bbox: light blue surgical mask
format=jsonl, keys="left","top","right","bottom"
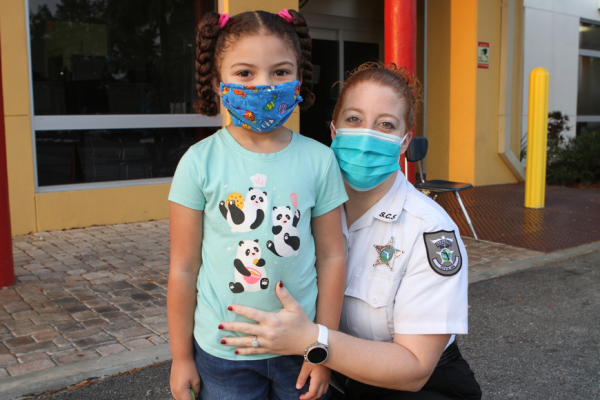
{"left": 330, "top": 124, "right": 408, "bottom": 191}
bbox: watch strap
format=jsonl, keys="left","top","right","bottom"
{"left": 317, "top": 324, "right": 328, "bottom": 346}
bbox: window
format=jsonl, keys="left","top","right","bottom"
{"left": 28, "top": 0, "right": 221, "bottom": 190}
{"left": 577, "top": 20, "right": 600, "bottom": 134}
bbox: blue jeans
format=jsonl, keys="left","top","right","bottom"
{"left": 193, "top": 339, "right": 330, "bottom": 400}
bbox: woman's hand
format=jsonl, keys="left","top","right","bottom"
{"left": 298, "top": 363, "right": 331, "bottom": 400}
{"left": 169, "top": 358, "right": 201, "bottom": 400}
{"left": 219, "top": 281, "right": 319, "bottom": 356}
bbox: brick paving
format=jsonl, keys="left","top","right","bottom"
{"left": 437, "top": 184, "right": 600, "bottom": 252}
{"left": 0, "top": 221, "right": 170, "bottom": 379}
{"left": 0, "top": 220, "right": 541, "bottom": 379}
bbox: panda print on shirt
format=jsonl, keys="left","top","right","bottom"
{"left": 219, "top": 174, "right": 269, "bottom": 233}
{"left": 266, "top": 193, "right": 301, "bottom": 258}
{"left": 229, "top": 239, "right": 269, "bottom": 293}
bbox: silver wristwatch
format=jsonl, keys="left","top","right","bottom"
{"left": 304, "top": 324, "right": 329, "bottom": 365}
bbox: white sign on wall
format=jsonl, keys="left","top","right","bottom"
{"left": 478, "top": 42, "right": 490, "bottom": 69}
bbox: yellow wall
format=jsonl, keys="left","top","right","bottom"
{"left": 449, "top": 0, "right": 477, "bottom": 184}
{"left": 426, "top": 0, "right": 451, "bottom": 180}
{"left": 1, "top": 0, "right": 37, "bottom": 235}
{"left": 426, "top": 0, "right": 520, "bottom": 185}
{"left": 35, "top": 185, "right": 170, "bottom": 232}
{"left": 474, "top": 0, "right": 518, "bottom": 185}
{"left": 511, "top": 0, "right": 525, "bottom": 159}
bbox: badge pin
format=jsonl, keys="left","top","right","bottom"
{"left": 373, "top": 236, "right": 404, "bottom": 270}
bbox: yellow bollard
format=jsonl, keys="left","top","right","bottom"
{"left": 524, "top": 67, "right": 549, "bottom": 208}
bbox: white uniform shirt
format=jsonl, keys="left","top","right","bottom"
{"left": 339, "top": 173, "right": 469, "bottom": 346}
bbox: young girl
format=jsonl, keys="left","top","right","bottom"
{"left": 167, "top": 9, "right": 347, "bottom": 400}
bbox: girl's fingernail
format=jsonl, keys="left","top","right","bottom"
{"left": 221, "top": 339, "right": 227, "bottom": 344}
{"left": 235, "top": 350, "right": 239, "bottom": 354}
{"left": 228, "top": 306, "right": 233, "bottom": 311}
{"left": 279, "top": 281, "right": 284, "bottom": 288}
{"left": 218, "top": 324, "right": 224, "bottom": 330}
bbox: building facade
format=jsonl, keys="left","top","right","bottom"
{"left": 2, "top": 0, "right": 599, "bottom": 235}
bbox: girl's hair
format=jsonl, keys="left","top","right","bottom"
{"left": 332, "top": 61, "right": 423, "bottom": 133}
{"left": 194, "top": 10, "right": 315, "bottom": 116}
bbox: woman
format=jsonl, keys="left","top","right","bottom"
{"left": 218, "top": 62, "right": 482, "bottom": 400}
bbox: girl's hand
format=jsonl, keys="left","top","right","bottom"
{"left": 219, "top": 281, "right": 319, "bottom": 356}
{"left": 298, "top": 363, "right": 331, "bottom": 400}
{"left": 170, "top": 358, "right": 201, "bottom": 400}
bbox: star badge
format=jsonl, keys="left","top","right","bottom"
{"left": 373, "top": 237, "right": 404, "bottom": 270}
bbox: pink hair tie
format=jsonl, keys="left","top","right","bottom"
{"left": 278, "top": 9, "right": 293, "bottom": 24}
{"left": 219, "top": 13, "right": 230, "bottom": 29}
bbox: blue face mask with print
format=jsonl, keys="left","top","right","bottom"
{"left": 330, "top": 124, "right": 408, "bottom": 191}
{"left": 220, "top": 81, "right": 303, "bottom": 132}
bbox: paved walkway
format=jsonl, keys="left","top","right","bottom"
{"left": 0, "top": 221, "right": 541, "bottom": 380}
{"left": 1, "top": 221, "right": 170, "bottom": 379}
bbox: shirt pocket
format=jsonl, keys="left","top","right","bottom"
{"left": 343, "top": 267, "right": 398, "bottom": 342}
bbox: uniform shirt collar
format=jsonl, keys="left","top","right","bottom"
{"left": 342, "top": 172, "right": 409, "bottom": 233}
{"left": 372, "top": 172, "right": 408, "bottom": 223}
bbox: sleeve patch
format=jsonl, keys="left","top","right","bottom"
{"left": 423, "top": 230, "right": 462, "bottom": 277}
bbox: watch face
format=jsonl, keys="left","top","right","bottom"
{"left": 307, "top": 347, "right": 328, "bottom": 364}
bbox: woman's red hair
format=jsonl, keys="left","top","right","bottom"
{"left": 332, "top": 61, "right": 422, "bottom": 132}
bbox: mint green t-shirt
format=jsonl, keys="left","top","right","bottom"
{"left": 168, "top": 128, "right": 348, "bottom": 360}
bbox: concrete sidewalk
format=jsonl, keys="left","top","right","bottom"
{"left": 1, "top": 219, "right": 596, "bottom": 399}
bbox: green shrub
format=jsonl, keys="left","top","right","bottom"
{"left": 520, "top": 111, "right": 571, "bottom": 163}
{"left": 522, "top": 111, "right": 600, "bottom": 187}
{"left": 546, "top": 129, "right": 600, "bottom": 187}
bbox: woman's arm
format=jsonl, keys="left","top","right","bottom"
{"left": 327, "top": 330, "right": 449, "bottom": 391}
{"left": 220, "top": 284, "right": 449, "bottom": 392}
{"left": 168, "top": 202, "right": 203, "bottom": 400}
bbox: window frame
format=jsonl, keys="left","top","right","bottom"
{"left": 577, "top": 19, "right": 600, "bottom": 125}
{"left": 24, "top": 0, "right": 224, "bottom": 193}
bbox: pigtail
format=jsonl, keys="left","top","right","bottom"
{"left": 287, "top": 9, "right": 315, "bottom": 110}
{"left": 193, "top": 12, "right": 221, "bottom": 116}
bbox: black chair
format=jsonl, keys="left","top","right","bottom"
{"left": 406, "top": 137, "right": 479, "bottom": 240}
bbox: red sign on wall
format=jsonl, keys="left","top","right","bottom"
{"left": 478, "top": 42, "right": 489, "bottom": 69}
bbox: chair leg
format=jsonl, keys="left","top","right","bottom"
{"left": 455, "top": 192, "right": 478, "bottom": 240}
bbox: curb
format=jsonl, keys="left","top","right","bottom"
{"left": 2, "top": 240, "right": 599, "bottom": 399}
{"left": 468, "top": 240, "right": 600, "bottom": 283}
{"left": 0, "top": 344, "right": 172, "bottom": 400}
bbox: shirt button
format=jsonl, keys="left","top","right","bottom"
{"left": 405, "top": 197, "right": 410, "bottom": 203}
{"left": 372, "top": 297, "right": 379, "bottom": 304}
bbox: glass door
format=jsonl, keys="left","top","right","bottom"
{"left": 301, "top": 18, "right": 384, "bottom": 145}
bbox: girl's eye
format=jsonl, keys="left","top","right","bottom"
{"left": 274, "top": 70, "right": 290, "bottom": 76}
{"left": 346, "top": 116, "right": 360, "bottom": 123}
{"left": 381, "top": 122, "right": 396, "bottom": 129}
{"left": 237, "top": 70, "right": 252, "bottom": 77}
